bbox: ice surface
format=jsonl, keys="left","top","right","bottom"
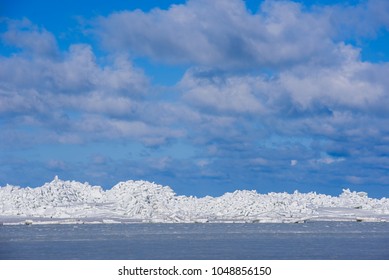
{"left": 2, "top": 223, "right": 389, "bottom": 259}
{"left": 1, "top": 177, "right": 388, "bottom": 224}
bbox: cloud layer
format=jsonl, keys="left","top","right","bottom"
{"left": 1, "top": 0, "right": 389, "bottom": 197}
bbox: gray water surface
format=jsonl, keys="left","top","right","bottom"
{"left": 1, "top": 222, "right": 388, "bottom": 259}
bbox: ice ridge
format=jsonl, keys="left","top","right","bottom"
{"left": 1, "top": 177, "right": 388, "bottom": 224}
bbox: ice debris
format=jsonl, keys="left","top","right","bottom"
{"left": 1, "top": 177, "right": 388, "bottom": 225}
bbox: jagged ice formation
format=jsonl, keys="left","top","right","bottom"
{"left": 1, "top": 177, "right": 388, "bottom": 225}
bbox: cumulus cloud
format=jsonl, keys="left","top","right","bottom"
{"left": 93, "top": 0, "right": 338, "bottom": 69}
{"left": 326, "top": 0, "right": 389, "bottom": 39}
{"left": 1, "top": 18, "right": 59, "bottom": 57}
{"left": 0, "top": 19, "right": 181, "bottom": 147}
{"left": 177, "top": 42, "right": 389, "bottom": 120}
{"left": 278, "top": 48, "right": 387, "bottom": 112}
{"left": 180, "top": 68, "right": 267, "bottom": 115}
{"left": 0, "top": 43, "right": 147, "bottom": 97}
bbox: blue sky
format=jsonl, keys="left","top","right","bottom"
{"left": 1, "top": 0, "right": 389, "bottom": 197}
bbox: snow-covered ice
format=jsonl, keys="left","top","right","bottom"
{"left": 1, "top": 177, "right": 388, "bottom": 225}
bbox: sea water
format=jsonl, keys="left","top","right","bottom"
{"left": 1, "top": 222, "right": 388, "bottom": 260}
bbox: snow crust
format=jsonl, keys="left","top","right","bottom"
{"left": 1, "top": 177, "right": 388, "bottom": 225}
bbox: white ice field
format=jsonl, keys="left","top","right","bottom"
{"left": 1, "top": 177, "right": 388, "bottom": 225}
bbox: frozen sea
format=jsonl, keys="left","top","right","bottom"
{"left": 1, "top": 222, "right": 388, "bottom": 260}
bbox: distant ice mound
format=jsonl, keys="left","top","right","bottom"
{"left": 0, "top": 176, "right": 104, "bottom": 219}
{"left": 1, "top": 177, "right": 388, "bottom": 225}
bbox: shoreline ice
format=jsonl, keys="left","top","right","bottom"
{"left": 1, "top": 177, "right": 388, "bottom": 225}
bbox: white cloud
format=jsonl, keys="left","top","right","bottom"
{"left": 93, "top": 0, "right": 337, "bottom": 69}
{"left": 278, "top": 46, "right": 385, "bottom": 111}
{"left": 55, "top": 46, "right": 147, "bottom": 94}
{"left": 316, "top": 157, "right": 345, "bottom": 165}
{"left": 326, "top": 0, "right": 389, "bottom": 39}
{"left": 0, "top": 19, "right": 184, "bottom": 147}
{"left": 180, "top": 68, "right": 266, "bottom": 115}
{"left": 0, "top": 45, "right": 147, "bottom": 104}
{"left": 178, "top": 43, "right": 389, "bottom": 120}
{"left": 67, "top": 115, "right": 185, "bottom": 146}
{"left": 0, "top": 19, "right": 148, "bottom": 108}
{"left": 1, "top": 18, "right": 59, "bottom": 57}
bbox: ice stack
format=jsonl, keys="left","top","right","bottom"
{"left": 1, "top": 177, "right": 389, "bottom": 224}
